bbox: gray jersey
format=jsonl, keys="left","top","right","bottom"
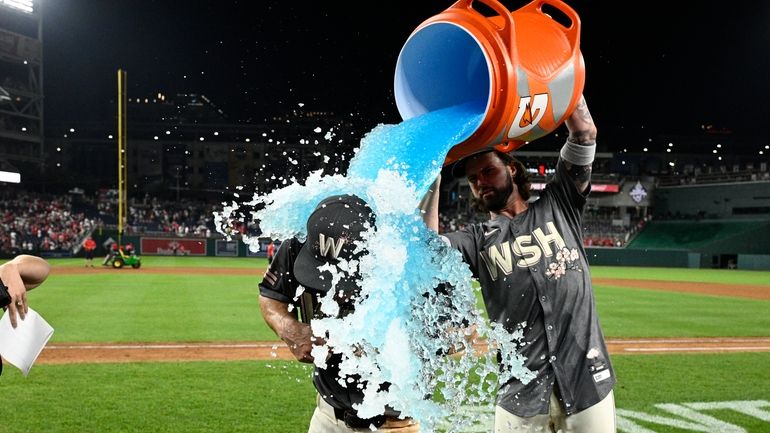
{"left": 443, "top": 159, "right": 615, "bottom": 417}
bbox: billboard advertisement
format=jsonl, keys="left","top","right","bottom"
{"left": 140, "top": 238, "right": 206, "bottom": 256}
{"left": 215, "top": 240, "right": 239, "bottom": 257}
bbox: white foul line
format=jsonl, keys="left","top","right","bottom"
{"left": 623, "top": 346, "right": 770, "bottom": 352}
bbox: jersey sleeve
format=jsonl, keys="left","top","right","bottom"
{"left": 258, "top": 238, "right": 302, "bottom": 304}
{"left": 441, "top": 226, "right": 483, "bottom": 278}
{"left": 543, "top": 158, "right": 589, "bottom": 227}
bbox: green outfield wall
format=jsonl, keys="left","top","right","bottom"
{"left": 586, "top": 247, "right": 770, "bottom": 270}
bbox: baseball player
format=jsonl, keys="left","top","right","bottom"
{"left": 424, "top": 96, "right": 616, "bottom": 432}
{"left": 258, "top": 194, "right": 420, "bottom": 432}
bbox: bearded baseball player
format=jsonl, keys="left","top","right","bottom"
{"left": 424, "top": 95, "right": 617, "bottom": 432}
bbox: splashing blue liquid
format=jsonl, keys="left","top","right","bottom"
{"left": 347, "top": 103, "right": 483, "bottom": 197}
{"left": 226, "top": 103, "right": 534, "bottom": 432}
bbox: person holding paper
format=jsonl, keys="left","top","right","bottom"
{"left": 0, "top": 254, "right": 51, "bottom": 328}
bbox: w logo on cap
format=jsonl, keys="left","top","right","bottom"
{"left": 318, "top": 233, "right": 345, "bottom": 259}
{"left": 293, "top": 194, "right": 375, "bottom": 293}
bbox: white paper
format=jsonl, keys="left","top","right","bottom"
{"left": 0, "top": 307, "right": 54, "bottom": 376}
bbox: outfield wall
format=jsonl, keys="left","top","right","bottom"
{"left": 586, "top": 247, "right": 770, "bottom": 270}
{"left": 89, "top": 234, "right": 268, "bottom": 258}
{"left": 80, "top": 232, "right": 770, "bottom": 270}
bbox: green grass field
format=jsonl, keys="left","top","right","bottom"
{"left": 0, "top": 258, "right": 768, "bottom": 433}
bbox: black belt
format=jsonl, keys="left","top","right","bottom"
{"left": 333, "top": 407, "right": 386, "bottom": 429}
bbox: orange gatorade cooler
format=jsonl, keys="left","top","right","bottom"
{"left": 394, "top": 0, "right": 585, "bottom": 166}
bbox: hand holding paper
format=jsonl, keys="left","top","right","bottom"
{"left": 0, "top": 307, "right": 54, "bottom": 376}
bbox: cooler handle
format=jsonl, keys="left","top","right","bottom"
{"left": 451, "top": 0, "right": 516, "bottom": 52}
{"left": 519, "top": 0, "right": 581, "bottom": 54}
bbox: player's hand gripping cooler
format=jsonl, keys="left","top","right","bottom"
{"left": 394, "top": 0, "right": 585, "bottom": 166}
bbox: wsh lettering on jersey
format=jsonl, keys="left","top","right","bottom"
{"left": 480, "top": 222, "right": 581, "bottom": 281}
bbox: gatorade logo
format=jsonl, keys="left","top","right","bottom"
{"left": 507, "top": 94, "right": 549, "bottom": 138}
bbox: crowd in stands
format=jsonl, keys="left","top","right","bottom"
{"left": 437, "top": 205, "right": 649, "bottom": 248}
{"left": 0, "top": 189, "right": 233, "bottom": 256}
{"left": 657, "top": 169, "right": 770, "bottom": 187}
{"left": 1, "top": 183, "right": 657, "bottom": 258}
{"left": 0, "top": 191, "right": 97, "bottom": 256}
{"left": 437, "top": 210, "right": 486, "bottom": 234}
{"left": 0, "top": 180, "right": 656, "bottom": 257}
{"left": 582, "top": 210, "right": 650, "bottom": 248}
{"left": 656, "top": 161, "right": 770, "bottom": 187}
{"left": 90, "top": 190, "right": 221, "bottom": 238}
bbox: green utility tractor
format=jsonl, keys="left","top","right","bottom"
{"left": 109, "top": 247, "right": 141, "bottom": 269}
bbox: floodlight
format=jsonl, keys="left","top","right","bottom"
{"left": 0, "top": 170, "right": 21, "bottom": 183}
{"left": 1, "top": 0, "right": 34, "bottom": 14}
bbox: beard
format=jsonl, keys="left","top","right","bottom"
{"left": 473, "top": 172, "right": 514, "bottom": 213}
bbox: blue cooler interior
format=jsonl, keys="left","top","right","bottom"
{"left": 395, "top": 22, "right": 489, "bottom": 133}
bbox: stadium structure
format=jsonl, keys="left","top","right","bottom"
{"left": 1, "top": 0, "right": 769, "bottom": 269}
{"left": 0, "top": 0, "right": 42, "bottom": 185}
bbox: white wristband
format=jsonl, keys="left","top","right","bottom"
{"left": 560, "top": 139, "right": 596, "bottom": 166}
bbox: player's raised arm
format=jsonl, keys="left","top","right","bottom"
{"left": 418, "top": 175, "right": 442, "bottom": 232}
{"left": 560, "top": 95, "right": 597, "bottom": 194}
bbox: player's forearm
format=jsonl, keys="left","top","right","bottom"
{"left": 418, "top": 175, "right": 441, "bottom": 231}
{"left": 561, "top": 96, "right": 596, "bottom": 193}
{"left": 259, "top": 295, "right": 298, "bottom": 339}
{"left": 259, "top": 295, "right": 316, "bottom": 363}
{"left": 564, "top": 96, "right": 597, "bottom": 145}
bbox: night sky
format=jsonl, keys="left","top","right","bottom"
{"left": 39, "top": 1, "right": 770, "bottom": 152}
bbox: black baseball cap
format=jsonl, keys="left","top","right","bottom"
{"left": 293, "top": 194, "right": 376, "bottom": 294}
{"left": 449, "top": 148, "right": 497, "bottom": 178}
